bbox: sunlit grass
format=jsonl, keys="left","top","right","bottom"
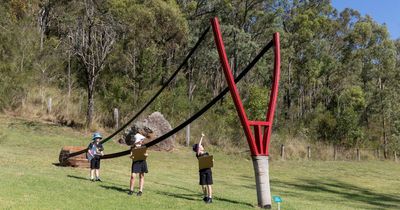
{"left": 0, "top": 115, "right": 399, "bottom": 210}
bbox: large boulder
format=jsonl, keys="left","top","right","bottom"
{"left": 119, "top": 112, "right": 175, "bottom": 151}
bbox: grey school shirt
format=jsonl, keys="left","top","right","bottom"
{"left": 88, "top": 142, "right": 104, "bottom": 157}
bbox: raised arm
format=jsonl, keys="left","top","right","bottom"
{"left": 197, "top": 133, "right": 205, "bottom": 156}
{"left": 199, "top": 133, "right": 205, "bottom": 146}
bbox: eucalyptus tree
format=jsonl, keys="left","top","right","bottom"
{"left": 68, "top": 0, "right": 116, "bottom": 127}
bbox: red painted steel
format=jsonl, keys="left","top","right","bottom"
{"left": 210, "top": 17, "right": 258, "bottom": 155}
{"left": 210, "top": 17, "right": 281, "bottom": 156}
{"left": 248, "top": 121, "right": 271, "bottom": 126}
{"left": 263, "top": 32, "right": 281, "bottom": 155}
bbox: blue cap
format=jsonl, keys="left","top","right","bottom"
{"left": 92, "top": 132, "right": 102, "bottom": 140}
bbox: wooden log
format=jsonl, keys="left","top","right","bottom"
{"left": 59, "top": 146, "right": 89, "bottom": 168}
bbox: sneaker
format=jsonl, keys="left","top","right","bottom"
{"left": 128, "top": 191, "right": 134, "bottom": 195}
{"left": 203, "top": 197, "right": 208, "bottom": 202}
{"left": 206, "top": 198, "right": 213, "bottom": 204}
{"left": 96, "top": 178, "right": 102, "bottom": 182}
{"left": 137, "top": 191, "right": 142, "bottom": 196}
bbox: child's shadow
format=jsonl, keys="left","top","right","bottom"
{"left": 154, "top": 182, "right": 254, "bottom": 207}
{"left": 153, "top": 182, "right": 200, "bottom": 201}
{"left": 155, "top": 191, "right": 200, "bottom": 201}
{"left": 100, "top": 185, "right": 129, "bottom": 193}
{"left": 67, "top": 175, "right": 89, "bottom": 181}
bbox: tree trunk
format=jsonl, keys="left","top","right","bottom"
{"left": 285, "top": 60, "right": 292, "bottom": 120}
{"left": 68, "top": 51, "right": 72, "bottom": 98}
{"left": 67, "top": 51, "right": 72, "bottom": 116}
{"left": 185, "top": 124, "right": 190, "bottom": 147}
{"left": 38, "top": 3, "right": 50, "bottom": 51}
{"left": 379, "top": 78, "right": 388, "bottom": 159}
{"left": 252, "top": 156, "right": 272, "bottom": 209}
{"left": 87, "top": 77, "right": 95, "bottom": 128}
{"left": 186, "top": 65, "right": 195, "bottom": 147}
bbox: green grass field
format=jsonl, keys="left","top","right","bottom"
{"left": 0, "top": 115, "right": 399, "bottom": 210}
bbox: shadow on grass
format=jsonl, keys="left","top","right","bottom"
{"left": 67, "top": 175, "right": 89, "bottom": 181}
{"left": 154, "top": 182, "right": 254, "bottom": 207}
{"left": 155, "top": 191, "right": 199, "bottom": 201}
{"left": 213, "top": 196, "right": 254, "bottom": 207}
{"left": 100, "top": 185, "right": 129, "bottom": 193}
{"left": 153, "top": 181, "right": 198, "bottom": 193}
{"left": 52, "top": 163, "right": 64, "bottom": 167}
{"left": 274, "top": 178, "right": 400, "bottom": 209}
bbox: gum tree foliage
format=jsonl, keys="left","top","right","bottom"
{"left": 1, "top": 0, "right": 400, "bottom": 155}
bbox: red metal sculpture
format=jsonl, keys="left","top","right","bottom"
{"left": 211, "top": 17, "right": 281, "bottom": 208}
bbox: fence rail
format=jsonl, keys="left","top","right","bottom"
{"left": 277, "top": 144, "right": 399, "bottom": 162}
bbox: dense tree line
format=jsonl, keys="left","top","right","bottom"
{"left": 0, "top": 0, "right": 399, "bottom": 158}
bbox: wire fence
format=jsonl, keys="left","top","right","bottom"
{"left": 271, "top": 144, "right": 398, "bottom": 162}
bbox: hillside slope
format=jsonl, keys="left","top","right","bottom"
{"left": 0, "top": 115, "right": 399, "bottom": 210}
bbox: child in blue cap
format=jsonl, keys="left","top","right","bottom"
{"left": 87, "top": 132, "right": 104, "bottom": 181}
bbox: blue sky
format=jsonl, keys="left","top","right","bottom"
{"left": 332, "top": 0, "right": 400, "bottom": 40}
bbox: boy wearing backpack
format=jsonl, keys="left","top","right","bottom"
{"left": 193, "top": 133, "right": 213, "bottom": 203}
{"left": 128, "top": 133, "right": 148, "bottom": 196}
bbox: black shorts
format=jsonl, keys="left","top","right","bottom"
{"left": 90, "top": 157, "right": 101, "bottom": 169}
{"left": 199, "top": 168, "right": 213, "bottom": 185}
{"left": 131, "top": 160, "right": 148, "bottom": 174}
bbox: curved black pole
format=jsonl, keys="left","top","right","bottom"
{"left": 66, "top": 26, "right": 210, "bottom": 159}
{"left": 101, "top": 40, "right": 274, "bottom": 159}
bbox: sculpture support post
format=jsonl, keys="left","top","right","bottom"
{"left": 252, "top": 156, "right": 272, "bottom": 208}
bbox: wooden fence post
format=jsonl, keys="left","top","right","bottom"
{"left": 377, "top": 149, "right": 381, "bottom": 160}
{"left": 394, "top": 151, "right": 398, "bottom": 162}
{"left": 356, "top": 148, "right": 360, "bottom": 161}
{"left": 47, "top": 97, "right": 52, "bottom": 114}
{"left": 113, "top": 108, "right": 119, "bottom": 129}
{"left": 333, "top": 145, "right": 337, "bottom": 161}
{"left": 280, "top": 144, "right": 285, "bottom": 161}
{"left": 307, "top": 146, "right": 311, "bottom": 160}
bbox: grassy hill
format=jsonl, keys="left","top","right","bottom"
{"left": 0, "top": 115, "right": 399, "bottom": 210}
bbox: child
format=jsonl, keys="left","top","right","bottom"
{"left": 128, "top": 133, "right": 148, "bottom": 196}
{"left": 87, "top": 132, "right": 104, "bottom": 182}
{"left": 192, "top": 133, "right": 213, "bottom": 203}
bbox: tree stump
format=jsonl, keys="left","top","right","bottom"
{"left": 59, "top": 146, "right": 89, "bottom": 168}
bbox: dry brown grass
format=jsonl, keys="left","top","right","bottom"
{"left": 6, "top": 86, "right": 97, "bottom": 128}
